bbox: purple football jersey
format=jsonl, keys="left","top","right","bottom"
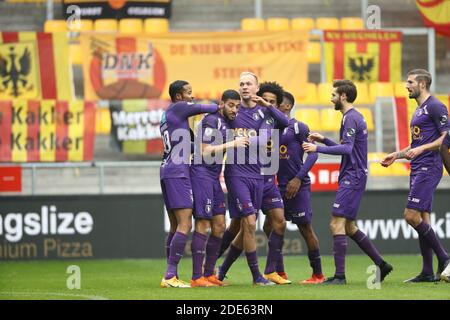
{"left": 190, "top": 112, "right": 230, "bottom": 180}
{"left": 316, "top": 108, "right": 368, "bottom": 189}
{"left": 278, "top": 118, "right": 318, "bottom": 187}
{"left": 444, "top": 129, "right": 450, "bottom": 147}
{"left": 409, "top": 95, "right": 449, "bottom": 172}
{"left": 160, "top": 101, "right": 219, "bottom": 179}
{"left": 224, "top": 104, "right": 288, "bottom": 179}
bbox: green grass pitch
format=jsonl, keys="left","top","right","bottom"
{"left": 1, "top": 255, "right": 449, "bottom": 300}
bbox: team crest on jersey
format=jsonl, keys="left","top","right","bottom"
{"left": 252, "top": 112, "right": 260, "bottom": 121}
{"left": 346, "top": 128, "right": 356, "bottom": 137}
{"left": 440, "top": 115, "right": 448, "bottom": 126}
{"left": 265, "top": 117, "right": 274, "bottom": 125}
{"left": 204, "top": 127, "right": 213, "bottom": 137}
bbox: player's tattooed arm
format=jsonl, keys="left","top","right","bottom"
{"left": 405, "top": 132, "right": 446, "bottom": 160}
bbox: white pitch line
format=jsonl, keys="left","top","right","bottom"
{"left": 0, "top": 292, "right": 108, "bottom": 300}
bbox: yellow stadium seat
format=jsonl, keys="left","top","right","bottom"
{"left": 317, "top": 83, "right": 334, "bottom": 104}
{"left": 144, "top": 18, "right": 169, "bottom": 34}
{"left": 296, "top": 83, "right": 318, "bottom": 105}
{"left": 294, "top": 108, "right": 321, "bottom": 131}
{"left": 340, "top": 17, "right": 364, "bottom": 30}
{"left": 357, "top": 107, "right": 374, "bottom": 131}
{"left": 316, "top": 17, "right": 340, "bottom": 30}
{"left": 291, "top": 17, "right": 315, "bottom": 31}
{"left": 307, "top": 42, "right": 321, "bottom": 64}
{"left": 391, "top": 162, "right": 410, "bottom": 176}
{"left": 394, "top": 82, "right": 408, "bottom": 97}
{"left": 320, "top": 108, "right": 341, "bottom": 131}
{"left": 369, "top": 162, "right": 393, "bottom": 176}
{"left": 119, "top": 18, "right": 143, "bottom": 34}
{"left": 68, "top": 19, "right": 93, "bottom": 32}
{"left": 44, "top": 20, "right": 67, "bottom": 32}
{"left": 353, "top": 82, "right": 372, "bottom": 104}
{"left": 266, "top": 18, "right": 290, "bottom": 31}
{"left": 95, "top": 108, "right": 111, "bottom": 135}
{"left": 94, "top": 19, "right": 118, "bottom": 32}
{"left": 369, "top": 82, "right": 394, "bottom": 101}
{"left": 241, "top": 18, "right": 265, "bottom": 31}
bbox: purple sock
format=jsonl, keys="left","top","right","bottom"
{"left": 350, "top": 229, "right": 383, "bottom": 266}
{"left": 219, "top": 244, "right": 242, "bottom": 279}
{"left": 419, "top": 234, "right": 434, "bottom": 275}
{"left": 218, "top": 229, "right": 234, "bottom": 259}
{"left": 264, "top": 232, "right": 284, "bottom": 274}
{"left": 308, "top": 249, "right": 323, "bottom": 275}
{"left": 415, "top": 221, "right": 450, "bottom": 263}
{"left": 191, "top": 232, "right": 207, "bottom": 280}
{"left": 276, "top": 251, "right": 285, "bottom": 274}
{"left": 165, "top": 231, "right": 188, "bottom": 280}
{"left": 165, "top": 232, "right": 175, "bottom": 263}
{"left": 204, "top": 235, "right": 222, "bottom": 277}
{"left": 333, "top": 235, "right": 347, "bottom": 277}
{"left": 246, "top": 250, "right": 262, "bottom": 281}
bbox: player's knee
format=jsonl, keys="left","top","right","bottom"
{"left": 263, "top": 219, "right": 272, "bottom": 236}
{"left": 211, "top": 221, "right": 226, "bottom": 237}
{"left": 178, "top": 220, "right": 192, "bottom": 234}
{"left": 273, "top": 219, "right": 286, "bottom": 234}
{"left": 404, "top": 210, "right": 421, "bottom": 226}
{"left": 243, "top": 218, "right": 257, "bottom": 233}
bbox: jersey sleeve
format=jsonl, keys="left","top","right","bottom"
{"left": 172, "top": 101, "right": 219, "bottom": 119}
{"left": 429, "top": 102, "right": 450, "bottom": 134}
{"left": 200, "top": 115, "right": 221, "bottom": 145}
{"left": 316, "top": 115, "right": 357, "bottom": 155}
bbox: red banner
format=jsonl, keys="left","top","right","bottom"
{"left": 0, "top": 166, "right": 21, "bottom": 192}
{"left": 310, "top": 163, "right": 340, "bottom": 191}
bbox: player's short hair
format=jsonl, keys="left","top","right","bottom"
{"left": 169, "top": 80, "right": 189, "bottom": 102}
{"left": 407, "top": 69, "right": 432, "bottom": 90}
{"left": 257, "top": 81, "right": 284, "bottom": 106}
{"left": 333, "top": 79, "right": 357, "bottom": 103}
{"left": 283, "top": 91, "right": 295, "bottom": 106}
{"left": 221, "top": 89, "right": 241, "bottom": 102}
{"left": 239, "top": 71, "right": 259, "bottom": 84}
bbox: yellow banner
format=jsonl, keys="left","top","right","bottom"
{"left": 80, "top": 31, "right": 309, "bottom": 101}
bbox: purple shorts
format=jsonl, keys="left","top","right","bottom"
{"left": 407, "top": 167, "right": 442, "bottom": 213}
{"left": 280, "top": 184, "right": 312, "bottom": 225}
{"left": 191, "top": 177, "right": 226, "bottom": 219}
{"left": 225, "top": 177, "right": 263, "bottom": 219}
{"left": 160, "top": 178, "right": 193, "bottom": 210}
{"left": 332, "top": 186, "right": 365, "bottom": 221}
{"left": 261, "top": 177, "right": 284, "bottom": 213}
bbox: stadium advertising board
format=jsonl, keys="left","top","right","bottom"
{"left": 63, "top": 0, "right": 172, "bottom": 19}
{"left": 80, "top": 31, "right": 309, "bottom": 101}
{"left": 1, "top": 191, "right": 449, "bottom": 260}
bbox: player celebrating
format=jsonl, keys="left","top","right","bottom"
{"left": 160, "top": 80, "right": 219, "bottom": 288}
{"left": 381, "top": 69, "right": 450, "bottom": 282}
{"left": 277, "top": 91, "right": 325, "bottom": 284}
{"left": 218, "top": 72, "right": 288, "bottom": 285}
{"left": 189, "top": 90, "right": 248, "bottom": 287}
{"left": 303, "top": 79, "right": 393, "bottom": 285}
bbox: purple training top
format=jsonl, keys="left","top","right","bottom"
{"left": 278, "top": 118, "right": 318, "bottom": 187}
{"left": 190, "top": 112, "right": 230, "bottom": 180}
{"left": 160, "top": 101, "right": 219, "bottom": 179}
{"left": 316, "top": 108, "right": 368, "bottom": 189}
{"left": 409, "top": 95, "right": 449, "bottom": 172}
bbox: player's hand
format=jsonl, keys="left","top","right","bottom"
{"left": 285, "top": 177, "right": 302, "bottom": 199}
{"left": 233, "top": 137, "right": 249, "bottom": 148}
{"left": 251, "top": 95, "right": 271, "bottom": 107}
{"left": 380, "top": 153, "right": 397, "bottom": 167}
{"left": 308, "top": 132, "right": 325, "bottom": 143}
{"left": 405, "top": 147, "right": 423, "bottom": 160}
{"left": 302, "top": 142, "right": 317, "bottom": 153}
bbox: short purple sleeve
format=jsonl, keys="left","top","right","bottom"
{"left": 428, "top": 102, "right": 449, "bottom": 134}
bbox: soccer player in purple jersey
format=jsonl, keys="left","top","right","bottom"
{"left": 189, "top": 90, "right": 248, "bottom": 287}
{"left": 277, "top": 91, "right": 325, "bottom": 284}
{"left": 440, "top": 130, "right": 450, "bottom": 176}
{"left": 159, "top": 80, "right": 220, "bottom": 288}
{"left": 303, "top": 80, "right": 392, "bottom": 285}
{"left": 381, "top": 69, "right": 450, "bottom": 283}
{"left": 218, "top": 72, "right": 288, "bottom": 285}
